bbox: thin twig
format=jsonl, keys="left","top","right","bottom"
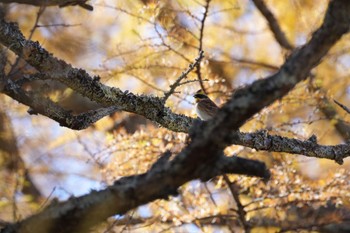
{"left": 196, "top": 0, "right": 211, "bottom": 93}
{"left": 154, "top": 24, "right": 192, "bottom": 63}
{"left": 179, "top": 78, "right": 209, "bottom": 86}
{"left": 8, "top": 6, "right": 45, "bottom": 78}
{"left": 203, "top": 183, "right": 217, "bottom": 206}
{"left": 334, "top": 99, "right": 350, "bottom": 114}
{"left": 223, "top": 175, "right": 251, "bottom": 233}
{"left": 28, "top": 7, "right": 46, "bottom": 40}
{"left": 163, "top": 50, "right": 204, "bottom": 102}
{"left": 76, "top": 134, "right": 104, "bottom": 168}
{"left": 12, "top": 174, "right": 19, "bottom": 221}
{"left": 120, "top": 211, "right": 135, "bottom": 233}
{"left": 38, "top": 187, "right": 56, "bottom": 211}
{"left": 203, "top": 182, "right": 236, "bottom": 233}
{"left": 36, "top": 23, "right": 82, "bottom": 28}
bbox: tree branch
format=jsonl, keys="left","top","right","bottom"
{"left": 317, "top": 93, "right": 350, "bottom": 140}
{"left": 223, "top": 176, "right": 251, "bottom": 233}
{"left": 334, "top": 99, "right": 350, "bottom": 114}
{"left": 0, "top": 106, "right": 42, "bottom": 200}
{"left": 196, "top": 0, "right": 210, "bottom": 93}
{"left": 163, "top": 50, "right": 204, "bottom": 102}
{"left": 0, "top": 2, "right": 349, "bottom": 158}
{"left": 252, "top": 0, "right": 294, "bottom": 50}
{"left": 2, "top": 79, "right": 119, "bottom": 130}
{"left": 0, "top": 0, "right": 93, "bottom": 11}
{"left": 251, "top": 0, "right": 350, "bottom": 143}
{"left": 1, "top": 1, "right": 350, "bottom": 232}
{"left": 1, "top": 154, "right": 268, "bottom": 233}
{"left": 229, "top": 131, "right": 350, "bottom": 164}
{"left": 0, "top": 19, "right": 193, "bottom": 132}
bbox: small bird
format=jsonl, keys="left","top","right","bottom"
{"left": 193, "top": 90, "right": 219, "bottom": 120}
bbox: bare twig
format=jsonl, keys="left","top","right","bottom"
{"left": 38, "top": 187, "right": 56, "bottom": 211}
{"left": 223, "top": 175, "right": 251, "bottom": 233}
{"left": 28, "top": 7, "right": 45, "bottom": 40}
{"left": 36, "top": 23, "right": 82, "bottom": 28}
{"left": 154, "top": 24, "right": 192, "bottom": 63}
{"left": 196, "top": 0, "right": 211, "bottom": 93}
{"left": 163, "top": 50, "right": 204, "bottom": 102}
{"left": 178, "top": 78, "right": 209, "bottom": 86}
{"left": 252, "top": 0, "right": 293, "bottom": 50}
{"left": 8, "top": 6, "right": 45, "bottom": 78}
{"left": 334, "top": 99, "right": 350, "bottom": 114}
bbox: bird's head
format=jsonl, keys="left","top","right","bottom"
{"left": 193, "top": 89, "right": 208, "bottom": 103}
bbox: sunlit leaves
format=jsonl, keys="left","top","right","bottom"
{"left": 102, "top": 126, "right": 187, "bottom": 182}
{"left": 2, "top": 0, "right": 350, "bottom": 232}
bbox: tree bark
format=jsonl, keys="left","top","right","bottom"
{"left": 1, "top": 0, "right": 350, "bottom": 232}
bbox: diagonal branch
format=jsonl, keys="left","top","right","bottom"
{"left": 1, "top": 0, "right": 93, "bottom": 11}
{"left": 0, "top": 0, "right": 348, "bottom": 160}
{"left": 163, "top": 50, "right": 204, "bottom": 102}
{"left": 252, "top": 0, "right": 293, "bottom": 50}
{"left": 223, "top": 176, "right": 251, "bottom": 233}
{"left": 252, "top": 0, "right": 350, "bottom": 142}
{"left": 2, "top": 79, "right": 119, "bottom": 130}
{"left": 0, "top": 18, "right": 193, "bottom": 132}
{"left": 1, "top": 154, "right": 268, "bottom": 233}
{"left": 196, "top": 0, "right": 350, "bottom": 143}
{"left": 334, "top": 99, "right": 350, "bottom": 114}
{"left": 1, "top": 0, "right": 350, "bottom": 232}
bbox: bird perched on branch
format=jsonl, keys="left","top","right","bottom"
{"left": 193, "top": 90, "right": 219, "bottom": 120}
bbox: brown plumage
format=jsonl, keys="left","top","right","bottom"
{"left": 193, "top": 90, "right": 219, "bottom": 120}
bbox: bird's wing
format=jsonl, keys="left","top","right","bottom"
{"left": 200, "top": 99, "right": 219, "bottom": 117}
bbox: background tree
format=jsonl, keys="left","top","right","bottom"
{"left": 0, "top": 0, "right": 350, "bottom": 232}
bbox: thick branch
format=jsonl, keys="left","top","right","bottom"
{"left": 2, "top": 79, "right": 119, "bottom": 130}
{"left": 188, "top": 0, "right": 350, "bottom": 149}
{"left": 230, "top": 131, "right": 350, "bottom": 164}
{"left": 251, "top": 0, "right": 350, "bottom": 142}
{"left": 1, "top": 1, "right": 350, "bottom": 232}
{"left": 0, "top": 0, "right": 93, "bottom": 10}
{"left": 0, "top": 19, "right": 192, "bottom": 132}
{"left": 1, "top": 0, "right": 347, "bottom": 132}
{"left": 1, "top": 154, "right": 268, "bottom": 233}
